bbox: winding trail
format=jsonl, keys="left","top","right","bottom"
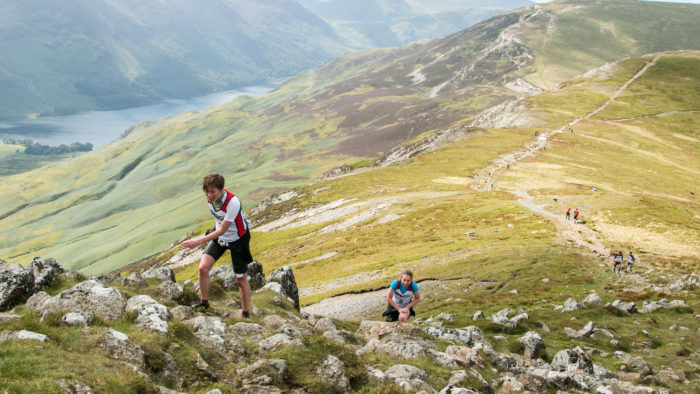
{"left": 301, "top": 56, "right": 664, "bottom": 319}
{"left": 468, "top": 55, "right": 662, "bottom": 257}
{"left": 470, "top": 55, "right": 661, "bottom": 192}
{"left": 512, "top": 190, "right": 609, "bottom": 257}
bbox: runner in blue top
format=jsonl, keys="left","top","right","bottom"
{"left": 383, "top": 269, "right": 421, "bottom": 322}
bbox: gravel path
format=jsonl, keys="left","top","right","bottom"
{"left": 302, "top": 280, "right": 442, "bottom": 321}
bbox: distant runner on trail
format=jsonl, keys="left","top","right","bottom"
{"left": 612, "top": 251, "right": 623, "bottom": 274}
{"left": 573, "top": 208, "right": 579, "bottom": 223}
{"left": 383, "top": 269, "right": 421, "bottom": 323}
{"left": 565, "top": 208, "right": 571, "bottom": 220}
{"left": 181, "top": 173, "right": 253, "bottom": 317}
{"left": 626, "top": 251, "right": 636, "bottom": 274}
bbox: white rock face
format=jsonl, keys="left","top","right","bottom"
{"left": 99, "top": 329, "right": 144, "bottom": 368}
{"left": 27, "top": 280, "right": 126, "bottom": 322}
{"left": 317, "top": 354, "right": 351, "bottom": 393}
{"left": 562, "top": 298, "right": 580, "bottom": 312}
{"left": 142, "top": 267, "right": 176, "bottom": 282}
{"left": 384, "top": 364, "right": 433, "bottom": 392}
{"left": 61, "top": 312, "right": 93, "bottom": 326}
{"left": 126, "top": 295, "right": 170, "bottom": 334}
{"left": 0, "top": 330, "right": 48, "bottom": 343}
{"left": 518, "top": 331, "right": 545, "bottom": 359}
{"left": 583, "top": 293, "right": 604, "bottom": 307}
{"left": 259, "top": 333, "right": 303, "bottom": 353}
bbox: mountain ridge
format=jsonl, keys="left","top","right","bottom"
{"left": 1, "top": 0, "right": 699, "bottom": 276}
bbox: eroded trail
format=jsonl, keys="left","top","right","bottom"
{"left": 466, "top": 56, "right": 663, "bottom": 256}
{"left": 470, "top": 55, "right": 662, "bottom": 192}
{"left": 512, "top": 190, "right": 609, "bottom": 257}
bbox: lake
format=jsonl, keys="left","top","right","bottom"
{"left": 0, "top": 85, "right": 272, "bottom": 147}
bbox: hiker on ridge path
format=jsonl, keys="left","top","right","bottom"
{"left": 181, "top": 173, "right": 254, "bottom": 317}
{"left": 626, "top": 251, "right": 636, "bottom": 274}
{"left": 383, "top": 269, "right": 421, "bottom": 322}
{"left": 612, "top": 251, "right": 623, "bottom": 274}
{"left": 573, "top": 208, "right": 579, "bottom": 223}
{"left": 565, "top": 207, "right": 571, "bottom": 220}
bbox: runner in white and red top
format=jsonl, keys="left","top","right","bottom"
{"left": 182, "top": 173, "right": 254, "bottom": 317}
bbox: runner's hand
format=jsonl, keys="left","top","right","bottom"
{"left": 181, "top": 238, "right": 201, "bottom": 250}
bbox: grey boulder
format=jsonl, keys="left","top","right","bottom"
{"left": 518, "top": 331, "right": 545, "bottom": 359}
{"left": 263, "top": 266, "right": 299, "bottom": 310}
{"left": 0, "top": 262, "right": 35, "bottom": 311}
{"left": 0, "top": 329, "right": 48, "bottom": 343}
{"left": 551, "top": 347, "right": 593, "bottom": 374}
{"left": 142, "top": 267, "right": 176, "bottom": 282}
{"left": 27, "top": 279, "right": 126, "bottom": 322}
{"left": 29, "top": 257, "right": 66, "bottom": 290}
{"left": 317, "top": 354, "right": 351, "bottom": 393}
{"left": 126, "top": 295, "right": 170, "bottom": 334}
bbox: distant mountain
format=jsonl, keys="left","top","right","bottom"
{"left": 296, "top": 0, "right": 533, "bottom": 47}
{"left": 1, "top": 0, "right": 699, "bottom": 275}
{"left": 0, "top": 0, "right": 346, "bottom": 120}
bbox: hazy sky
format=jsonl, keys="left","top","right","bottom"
{"left": 532, "top": 0, "right": 700, "bottom": 3}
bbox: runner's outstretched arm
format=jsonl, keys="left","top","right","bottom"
{"left": 181, "top": 220, "right": 232, "bottom": 250}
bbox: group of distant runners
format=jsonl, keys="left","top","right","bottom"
{"left": 612, "top": 250, "right": 636, "bottom": 274}
{"left": 565, "top": 207, "right": 580, "bottom": 223}
{"left": 564, "top": 207, "right": 638, "bottom": 274}
{"left": 181, "top": 173, "right": 420, "bottom": 321}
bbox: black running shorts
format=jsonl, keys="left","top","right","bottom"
{"left": 382, "top": 304, "right": 415, "bottom": 322}
{"left": 203, "top": 231, "right": 252, "bottom": 275}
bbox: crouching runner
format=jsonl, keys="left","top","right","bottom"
{"left": 181, "top": 173, "right": 253, "bottom": 318}
{"left": 383, "top": 269, "right": 420, "bottom": 322}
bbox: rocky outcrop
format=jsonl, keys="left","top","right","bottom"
{"left": 142, "top": 267, "right": 175, "bottom": 282}
{"left": 317, "top": 355, "right": 351, "bottom": 393}
{"left": 313, "top": 317, "right": 337, "bottom": 332}
{"left": 355, "top": 321, "right": 422, "bottom": 338}
{"left": 609, "top": 299, "right": 638, "bottom": 313}
{"left": 259, "top": 333, "right": 303, "bottom": 353}
{"left": 99, "top": 329, "right": 145, "bottom": 368}
{"left": 126, "top": 295, "right": 170, "bottom": 334}
{"left": 424, "top": 325, "right": 486, "bottom": 347}
{"left": 260, "top": 266, "right": 299, "bottom": 310}
{"left": 614, "top": 351, "right": 652, "bottom": 376}
{"left": 562, "top": 297, "right": 582, "bottom": 312}
{"left": 208, "top": 261, "right": 266, "bottom": 291}
{"left": 29, "top": 257, "right": 66, "bottom": 290}
{"left": 582, "top": 293, "right": 604, "bottom": 307}
{"left": 640, "top": 299, "right": 687, "bottom": 313}
{"left": 61, "top": 312, "right": 93, "bottom": 327}
{"left": 0, "top": 329, "right": 48, "bottom": 343}
{"left": 490, "top": 308, "right": 526, "bottom": 328}
{"left": 0, "top": 262, "right": 35, "bottom": 311}
{"left": 518, "top": 331, "right": 545, "bottom": 359}
{"left": 26, "top": 279, "right": 126, "bottom": 322}
{"left": 384, "top": 364, "right": 433, "bottom": 392}
{"left": 158, "top": 281, "right": 184, "bottom": 301}
{"left": 551, "top": 347, "right": 593, "bottom": 374}
{"left": 358, "top": 333, "right": 437, "bottom": 359}
{"left": 0, "top": 312, "right": 21, "bottom": 323}
{"left": 121, "top": 273, "right": 147, "bottom": 287}
{"left": 185, "top": 316, "right": 236, "bottom": 351}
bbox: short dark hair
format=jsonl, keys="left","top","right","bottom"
{"left": 202, "top": 173, "right": 225, "bottom": 191}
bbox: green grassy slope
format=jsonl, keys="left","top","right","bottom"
{"left": 173, "top": 52, "right": 700, "bottom": 392}
{"left": 0, "top": 0, "right": 346, "bottom": 120}
{"left": 213, "top": 51, "right": 699, "bottom": 304}
{"left": 1, "top": 0, "right": 699, "bottom": 275}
